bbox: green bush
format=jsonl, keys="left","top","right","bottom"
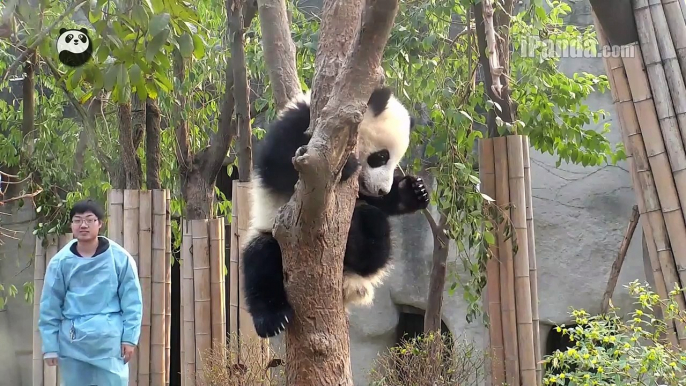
{"left": 543, "top": 281, "right": 686, "bottom": 386}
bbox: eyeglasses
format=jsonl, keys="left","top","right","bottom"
{"left": 71, "top": 218, "right": 99, "bottom": 226}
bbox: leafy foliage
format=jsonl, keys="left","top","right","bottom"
{"left": 544, "top": 281, "right": 686, "bottom": 386}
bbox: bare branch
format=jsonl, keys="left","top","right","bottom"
{"left": 232, "top": 0, "right": 252, "bottom": 182}
{"left": 481, "top": 0, "right": 503, "bottom": 98}
{"left": 145, "top": 98, "right": 162, "bottom": 189}
{"left": 257, "top": 0, "right": 302, "bottom": 110}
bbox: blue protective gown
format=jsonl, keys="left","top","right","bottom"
{"left": 38, "top": 236, "right": 143, "bottom": 386}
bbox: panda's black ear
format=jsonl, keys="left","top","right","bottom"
{"left": 59, "top": 28, "right": 67, "bottom": 35}
{"left": 79, "top": 28, "right": 88, "bottom": 35}
{"left": 367, "top": 87, "right": 392, "bottom": 117}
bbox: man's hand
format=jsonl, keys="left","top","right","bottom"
{"left": 121, "top": 344, "right": 136, "bottom": 364}
{"left": 44, "top": 358, "right": 58, "bottom": 366}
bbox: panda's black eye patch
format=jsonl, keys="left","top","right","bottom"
{"left": 367, "top": 150, "right": 389, "bottom": 168}
{"left": 65, "top": 34, "right": 73, "bottom": 43}
{"left": 78, "top": 34, "right": 87, "bottom": 43}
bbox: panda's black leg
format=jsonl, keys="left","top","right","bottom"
{"left": 342, "top": 204, "right": 392, "bottom": 305}
{"left": 340, "top": 154, "right": 360, "bottom": 182}
{"left": 359, "top": 175, "right": 430, "bottom": 215}
{"left": 241, "top": 231, "right": 294, "bottom": 338}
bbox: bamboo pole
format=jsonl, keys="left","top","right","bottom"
{"left": 521, "top": 135, "right": 541, "bottom": 384}
{"left": 33, "top": 237, "right": 45, "bottom": 386}
{"left": 192, "top": 219, "right": 211, "bottom": 378}
{"left": 493, "top": 136, "right": 519, "bottom": 386}
{"left": 660, "top": 0, "right": 686, "bottom": 84}
{"left": 43, "top": 235, "right": 58, "bottom": 386}
{"left": 209, "top": 218, "right": 226, "bottom": 351}
{"left": 506, "top": 135, "right": 536, "bottom": 385}
{"left": 594, "top": 12, "right": 680, "bottom": 347}
{"left": 164, "top": 190, "right": 172, "bottom": 386}
{"left": 151, "top": 190, "right": 167, "bottom": 385}
{"left": 182, "top": 220, "right": 196, "bottom": 386}
{"left": 123, "top": 190, "right": 140, "bottom": 386}
{"left": 138, "top": 190, "right": 153, "bottom": 386}
{"left": 623, "top": 44, "right": 686, "bottom": 321}
{"left": 479, "top": 138, "right": 505, "bottom": 386}
{"left": 108, "top": 189, "right": 124, "bottom": 245}
{"left": 229, "top": 181, "right": 241, "bottom": 353}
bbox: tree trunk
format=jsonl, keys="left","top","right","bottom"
{"left": 231, "top": 0, "right": 252, "bottom": 181}
{"left": 146, "top": 97, "right": 162, "bottom": 189}
{"left": 270, "top": 0, "right": 400, "bottom": 383}
{"left": 118, "top": 102, "right": 142, "bottom": 189}
{"left": 175, "top": 0, "right": 258, "bottom": 219}
{"left": 423, "top": 213, "right": 449, "bottom": 334}
{"left": 257, "top": 0, "right": 302, "bottom": 110}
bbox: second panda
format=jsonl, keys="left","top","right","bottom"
{"left": 242, "top": 87, "right": 430, "bottom": 338}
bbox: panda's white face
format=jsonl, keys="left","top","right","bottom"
{"left": 57, "top": 29, "right": 90, "bottom": 55}
{"left": 357, "top": 94, "right": 412, "bottom": 197}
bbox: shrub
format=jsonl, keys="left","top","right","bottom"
{"left": 368, "top": 331, "right": 486, "bottom": 385}
{"left": 543, "top": 281, "right": 686, "bottom": 386}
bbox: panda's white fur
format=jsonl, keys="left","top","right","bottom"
{"left": 241, "top": 86, "right": 429, "bottom": 338}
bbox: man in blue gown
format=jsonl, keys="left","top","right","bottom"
{"left": 38, "top": 199, "right": 143, "bottom": 386}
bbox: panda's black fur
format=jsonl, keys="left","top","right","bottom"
{"left": 241, "top": 87, "right": 430, "bottom": 338}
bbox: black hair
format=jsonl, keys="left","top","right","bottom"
{"left": 69, "top": 199, "right": 105, "bottom": 220}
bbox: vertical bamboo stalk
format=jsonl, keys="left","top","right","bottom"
{"left": 219, "top": 218, "right": 227, "bottom": 345}
{"left": 479, "top": 138, "right": 505, "bottom": 386}
{"left": 164, "top": 190, "right": 172, "bottom": 386}
{"left": 138, "top": 190, "right": 153, "bottom": 386}
{"left": 33, "top": 237, "right": 45, "bottom": 386}
{"left": 192, "top": 219, "right": 211, "bottom": 379}
{"left": 43, "top": 235, "right": 58, "bottom": 386}
{"left": 493, "top": 137, "right": 519, "bottom": 386}
{"left": 229, "top": 180, "right": 240, "bottom": 352}
{"left": 209, "top": 218, "right": 226, "bottom": 350}
{"left": 151, "top": 190, "right": 167, "bottom": 385}
{"left": 616, "top": 45, "right": 686, "bottom": 347}
{"left": 123, "top": 190, "right": 140, "bottom": 386}
{"left": 594, "top": 12, "right": 680, "bottom": 346}
{"left": 522, "top": 135, "right": 541, "bottom": 384}
{"left": 660, "top": 0, "right": 686, "bottom": 84}
{"left": 506, "top": 135, "right": 536, "bottom": 385}
{"left": 623, "top": 45, "right": 686, "bottom": 316}
{"left": 181, "top": 220, "right": 196, "bottom": 386}
{"left": 108, "top": 189, "right": 125, "bottom": 245}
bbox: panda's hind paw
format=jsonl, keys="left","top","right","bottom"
{"left": 252, "top": 306, "right": 294, "bottom": 338}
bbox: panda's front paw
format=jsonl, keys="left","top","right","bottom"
{"left": 252, "top": 306, "right": 294, "bottom": 338}
{"left": 399, "top": 175, "right": 430, "bottom": 211}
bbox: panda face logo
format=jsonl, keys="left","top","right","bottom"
{"left": 56, "top": 27, "right": 94, "bottom": 67}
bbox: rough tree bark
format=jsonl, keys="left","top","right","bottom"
{"left": 117, "top": 102, "right": 142, "bottom": 189}
{"left": 423, "top": 213, "right": 449, "bottom": 334}
{"left": 175, "top": 0, "right": 258, "bottom": 219}
{"left": 257, "top": 0, "right": 301, "bottom": 110}
{"left": 145, "top": 97, "right": 162, "bottom": 189}
{"left": 269, "top": 0, "right": 400, "bottom": 383}
{"left": 231, "top": 0, "right": 252, "bottom": 181}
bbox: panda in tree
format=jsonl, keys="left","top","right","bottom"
{"left": 242, "top": 87, "right": 430, "bottom": 338}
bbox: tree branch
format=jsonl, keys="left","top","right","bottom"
{"left": 198, "top": 0, "right": 258, "bottom": 181}
{"left": 481, "top": 0, "right": 503, "bottom": 98}
{"left": 232, "top": 0, "right": 252, "bottom": 182}
{"left": 257, "top": 0, "right": 302, "bottom": 110}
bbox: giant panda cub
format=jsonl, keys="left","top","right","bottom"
{"left": 242, "top": 87, "right": 430, "bottom": 338}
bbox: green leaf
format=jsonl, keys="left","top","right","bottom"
{"left": 129, "top": 64, "right": 143, "bottom": 86}
{"left": 148, "top": 13, "right": 171, "bottom": 38}
{"left": 70, "top": 67, "right": 83, "bottom": 90}
{"left": 178, "top": 33, "right": 193, "bottom": 58}
{"left": 132, "top": 4, "right": 149, "bottom": 28}
{"left": 103, "top": 64, "right": 119, "bottom": 91}
{"left": 146, "top": 29, "right": 170, "bottom": 62}
{"left": 191, "top": 33, "right": 206, "bottom": 59}
{"left": 484, "top": 231, "right": 496, "bottom": 245}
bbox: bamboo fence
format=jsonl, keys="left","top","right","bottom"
{"left": 592, "top": 0, "right": 686, "bottom": 349}
{"left": 180, "top": 216, "right": 227, "bottom": 385}
{"left": 480, "top": 134, "right": 540, "bottom": 386}
{"left": 32, "top": 234, "right": 73, "bottom": 386}
{"left": 107, "top": 189, "right": 173, "bottom": 385}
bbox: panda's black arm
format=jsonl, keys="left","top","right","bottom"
{"left": 358, "top": 175, "right": 429, "bottom": 215}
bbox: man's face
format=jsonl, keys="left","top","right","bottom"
{"left": 70, "top": 211, "right": 102, "bottom": 241}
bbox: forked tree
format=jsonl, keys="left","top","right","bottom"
{"left": 257, "top": 0, "right": 401, "bottom": 383}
